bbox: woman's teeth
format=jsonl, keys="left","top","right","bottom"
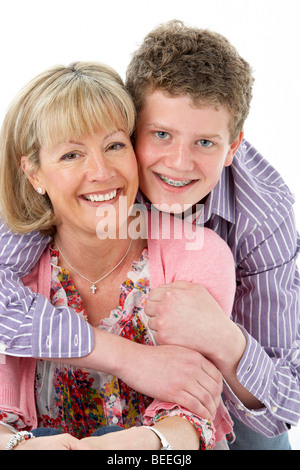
{"left": 158, "top": 174, "right": 193, "bottom": 187}
{"left": 83, "top": 190, "right": 117, "bottom": 202}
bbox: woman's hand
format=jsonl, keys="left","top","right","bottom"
{"left": 13, "top": 433, "right": 95, "bottom": 450}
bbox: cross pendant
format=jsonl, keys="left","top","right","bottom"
{"left": 91, "top": 284, "right": 97, "bottom": 294}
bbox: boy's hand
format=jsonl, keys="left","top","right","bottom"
{"left": 145, "top": 281, "right": 224, "bottom": 350}
{"left": 145, "top": 280, "right": 244, "bottom": 371}
{"left": 119, "top": 342, "right": 223, "bottom": 420}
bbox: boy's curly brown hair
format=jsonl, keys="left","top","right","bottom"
{"left": 126, "top": 20, "right": 254, "bottom": 142}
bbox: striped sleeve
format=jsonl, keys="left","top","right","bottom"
{"left": 0, "top": 222, "right": 94, "bottom": 358}
{"left": 0, "top": 222, "right": 51, "bottom": 275}
{"left": 223, "top": 208, "right": 300, "bottom": 436}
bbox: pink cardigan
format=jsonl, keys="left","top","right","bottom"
{"left": 0, "top": 218, "right": 235, "bottom": 442}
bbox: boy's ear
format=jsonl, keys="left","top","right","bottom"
{"left": 21, "top": 156, "right": 42, "bottom": 191}
{"left": 224, "top": 130, "right": 244, "bottom": 167}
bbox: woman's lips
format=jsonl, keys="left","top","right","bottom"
{"left": 80, "top": 188, "right": 120, "bottom": 203}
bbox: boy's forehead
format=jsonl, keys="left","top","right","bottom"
{"left": 137, "top": 89, "right": 232, "bottom": 135}
{"left": 141, "top": 88, "right": 223, "bottom": 113}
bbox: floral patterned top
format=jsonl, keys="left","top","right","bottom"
{"left": 1, "top": 246, "right": 214, "bottom": 449}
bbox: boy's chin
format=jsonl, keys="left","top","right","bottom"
{"left": 151, "top": 201, "right": 194, "bottom": 215}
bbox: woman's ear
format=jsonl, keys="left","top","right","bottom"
{"left": 21, "top": 156, "right": 45, "bottom": 194}
{"left": 224, "top": 130, "right": 244, "bottom": 167}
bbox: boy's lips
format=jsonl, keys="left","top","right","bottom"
{"left": 155, "top": 173, "right": 195, "bottom": 187}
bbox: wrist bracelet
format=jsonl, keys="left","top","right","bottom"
{"left": 5, "top": 431, "right": 35, "bottom": 450}
{"left": 142, "top": 426, "right": 173, "bottom": 450}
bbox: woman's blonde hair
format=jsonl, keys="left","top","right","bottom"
{"left": 0, "top": 62, "right": 136, "bottom": 234}
{"left": 126, "top": 20, "right": 254, "bottom": 142}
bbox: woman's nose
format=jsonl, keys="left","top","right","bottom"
{"left": 85, "top": 153, "right": 117, "bottom": 182}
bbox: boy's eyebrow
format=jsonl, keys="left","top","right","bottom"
{"left": 146, "top": 122, "right": 177, "bottom": 133}
{"left": 147, "top": 122, "right": 223, "bottom": 140}
{"left": 198, "top": 134, "right": 223, "bottom": 140}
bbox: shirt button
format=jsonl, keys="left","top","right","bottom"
{"left": 112, "top": 417, "right": 118, "bottom": 424}
{"left": 107, "top": 375, "right": 113, "bottom": 381}
{"left": 236, "top": 404, "right": 244, "bottom": 411}
{"left": 110, "top": 395, "right": 116, "bottom": 403}
{"left": 271, "top": 406, "right": 278, "bottom": 413}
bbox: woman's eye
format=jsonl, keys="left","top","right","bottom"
{"left": 198, "top": 139, "right": 213, "bottom": 148}
{"left": 61, "top": 152, "right": 81, "bottom": 161}
{"left": 155, "top": 131, "right": 170, "bottom": 140}
{"left": 107, "top": 142, "right": 125, "bottom": 151}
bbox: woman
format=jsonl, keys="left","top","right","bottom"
{"left": 0, "top": 62, "right": 235, "bottom": 450}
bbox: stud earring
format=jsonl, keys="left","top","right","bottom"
{"left": 37, "top": 187, "right": 45, "bottom": 194}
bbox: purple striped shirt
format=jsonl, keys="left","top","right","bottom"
{"left": 0, "top": 139, "right": 299, "bottom": 437}
{"left": 0, "top": 229, "right": 94, "bottom": 359}
{"left": 199, "top": 140, "right": 300, "bottom": 436}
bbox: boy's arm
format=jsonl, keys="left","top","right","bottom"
{"left": 0, "top": 221, "right": 94, "bottom": 357}
{"left": 0, "top": 221, "right": 50, "bottom": 275}
{"left": 146, "top": 218, "right": 300, "bottom": 436}
{"left": 222, "top": 209, "right": 300, "bottom": 436}
{"left": 0, "top": 222, "right": 221, "bottom": 417}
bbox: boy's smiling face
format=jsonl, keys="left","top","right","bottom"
{"left": 134, "top": 90, "right": 243, "bottom": 213}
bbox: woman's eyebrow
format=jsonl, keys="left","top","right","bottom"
{"left": 103, "top": 129, "right": 124, "bottom": 141}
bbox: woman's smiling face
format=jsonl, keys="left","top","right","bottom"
{"left": 134, "top": 90, "right": 243, "bottom": 213}
{"left": 24, "top": 128, "right": 138, "bottom": 239}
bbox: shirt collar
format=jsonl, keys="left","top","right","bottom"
{"left": 201, "top": 166, "right": 236, "bottom": 225}
{"left": 196, "top": 140, "right": 250, "bottom": 225}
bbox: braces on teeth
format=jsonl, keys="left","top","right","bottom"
{"left": 158, "top": 175, "right": 192, "bottom": 187}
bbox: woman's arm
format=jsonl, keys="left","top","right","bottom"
{"left": 82, "top": 416, "right": 200, "bottom": 450}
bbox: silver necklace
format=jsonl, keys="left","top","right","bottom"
{"left": 55, "top": 239, "right": 133, "bottom": 294}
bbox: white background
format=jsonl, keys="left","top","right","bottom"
{"left": 0, "top": 0, "right": 299, "bottom": 449}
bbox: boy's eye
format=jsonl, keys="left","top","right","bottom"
{"left": 155, "top": 131, "right": 170, "bottom": 140}
{"left": 198, "top": 139, "right": 213, "bottom": 148}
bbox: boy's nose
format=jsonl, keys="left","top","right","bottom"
{"left": 165, "top": 142, "right": 194, "bottom": 172}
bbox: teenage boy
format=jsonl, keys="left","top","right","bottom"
{"left": 125, "top": 20, "right": 300, "bottom": 450}
{"left": 0, "top": 21, "right": 299, "bottom": 450}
